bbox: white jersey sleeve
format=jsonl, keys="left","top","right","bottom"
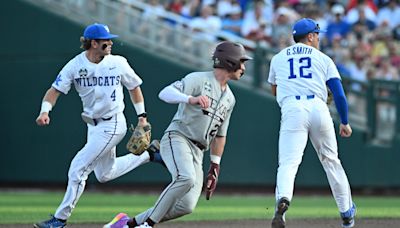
{"left": 117, "top": 56, "right": 143, "bottom": 90}
{"left": 158, "top": 84, "right": 191, "bottom": 104}
{"left": 52, "top": 58, "right": 76, "bottom": 94}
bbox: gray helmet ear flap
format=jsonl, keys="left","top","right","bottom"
{"left": 212, "top": 41, "right": 252, "bottom": 72}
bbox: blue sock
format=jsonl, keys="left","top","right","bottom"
{"left": 151, "top": 152, "right": 166, "bottom": 168}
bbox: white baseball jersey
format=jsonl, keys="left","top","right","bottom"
{"left": 268, "top": 42, "right": 353, "bottom": 214}
{"left": 51, "top": 51, "right": 149, "bottom": 220}
{"left": 268, "top": 43, "right": 341, "bottom": 107}
{"left": 52, "top": 51, "right": 142, "bottom": 119}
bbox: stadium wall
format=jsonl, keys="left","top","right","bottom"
{"left": 1, "top": 0, "right": 399, "bottom": 189}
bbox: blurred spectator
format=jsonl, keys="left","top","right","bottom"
{"left": 370, "top": 22, "right": 392, "bottom": 61}
{"left": 326, "top": 35, "right": 352, "bottom": 77}
{"left": 167, "top": 0, "right": 184, "bottom": 14}
{"left": 394, "top": 24, "right": 400, "bottom": 40}
{"left": 347, "top": 20, "right": 374, "bottom": 48}
{"left": 326, "top": 4, "right": 351, "bottom": 45}
{"left": 271, "top": 7, "right": 293, "bottom": 48}
{"left": 346, "top": 55, "right": 369, "bottom": 92}
{"left": 202, "top": 0, "right": 216, "bottom": 6}
{"left": 217, "top": 0, "right": 240, "bottom": 18}
{"left": 142, "top": 0, "right": 166, "bottom": 19}
{"left": 375, "top": 56, "right": 399, "bottom": 81}
{"left": 374, "top": 57, "right": 399, "bottom": 123}
{"left": 221, "top": 4, "right": 243, "bottom": 36}
{"left": 376, "top": 0, "right": 400, "bottom": 29}
{"left": 241, "top": 0, "right": 272, "bottom": 43}
{"left": 189, "top": 4, "right": 222, "bottom": 41}
{"left": 347, "top": 0, "right": 378, "bottom": 12}
{"left": 181, "top": 0, "right": 202, "bottom": 18}
{"left": 353, "top": 6, "right": 376, "bottom": 30}
{"left": 346, "top": 0, "right": 377, "bottom": 24}
{"left": 244, "top": 0, "right": 275, "bottom": 22}
{"left": 388, "top": 41, "right": 400, "bottom": 67}
{"left": 273, "top": 0, "right": 299, "bottom": 23}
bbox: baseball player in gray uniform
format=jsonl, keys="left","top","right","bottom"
{"left": 34, "top": 23, "right": 162, "bottom": 228}
{"left": 103, "top": 41, "right": 252, "bottom": 228}
{"left": 268, "top": 18, "right": 356, "bottom": 228}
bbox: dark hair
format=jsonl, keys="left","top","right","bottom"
{"left": 293, "top": 34, "right": 308, "bottom": 43}
{"left": 80, "top": 37, "right": 92, "bottom": 50}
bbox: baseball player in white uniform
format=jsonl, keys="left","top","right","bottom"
{"left": 103, "top": 41, "right": 252, "bottom": 228}
{"left": 268, "top": 18, "right": 356, "bottom": 228}
{"left": 34, "top": 23, "right": 162, "bottom": 228}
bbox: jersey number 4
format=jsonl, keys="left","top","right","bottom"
{"left": 288, "top": 57, "right": 312, "bottom": 79}
{"left": 111, "top": 90, "right": 116, "bottom": 101}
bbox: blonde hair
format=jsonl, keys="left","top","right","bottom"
{"left": 80, "top": 36, "right": 92, "bottom": 50}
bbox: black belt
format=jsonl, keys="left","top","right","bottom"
{"left": 93, "top": 116, "right": 112, "bottom": 126}
{"left": 189, "top": 139, "right": 206, "bottom": 150}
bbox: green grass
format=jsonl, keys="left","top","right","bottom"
{"left": 0, "top": 191, "right": 400, "bottom": 224}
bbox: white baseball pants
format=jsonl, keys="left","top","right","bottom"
{"left": 55, "top": 112, "right": 150, "bottom": 220}
{"left": 275, "top": 97, "right": 353, "bottom": 213}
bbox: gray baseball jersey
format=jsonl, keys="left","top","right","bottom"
{"left": 166, "top": 71, "right": 235, "bottom": 150}
{"left": 133, "top": 71, "right": 236, "bottom": 224}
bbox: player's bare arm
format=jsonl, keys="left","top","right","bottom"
{"left": 206, "top": 136, "right": 226, "bottom": 200}
{"left": 210, "top": 136, "right": 226, "bottom": 158}
{"left": 271, "top": 84, "right": 277, "bottom": 96}
{"left": 36, "top": 87, "right": 61, "bottom": 126}
{"left": 129, "top": 86, "right": 148, "bottom": 126}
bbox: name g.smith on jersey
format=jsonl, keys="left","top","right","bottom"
{"left": 286, "top": 46, "right": 313, "bottom": 56}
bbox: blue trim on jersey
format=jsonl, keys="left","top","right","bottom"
{"left": 326, "top": 78, "right": 348, "bottom": 125}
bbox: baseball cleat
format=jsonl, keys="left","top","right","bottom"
{"left": 134, "top": 222, "right": 153, "bottom": 228}
{"left": 33, "top": 215, "right": 66, "bottom": 228}
{"left": 340, "top": 203, "right": 357, "bottom": 228}
{"left": 103, "top": 212, "right": 130, "bottom": 228}
{"left": 271, "top": 197, "right": 290, "bottom": 228}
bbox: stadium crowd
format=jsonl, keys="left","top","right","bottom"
{"left": 117, "top": 0, "right": 400, "bottom": 126}
{"left": 126, "top": 0, "right": 400, "bottom": 84}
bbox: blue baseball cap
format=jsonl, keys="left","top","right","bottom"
{"left": 292, "top": 18, "right": 326, "bottom": 36}
{"left": 83, "top": 23, "right": 118, "bottom": 40}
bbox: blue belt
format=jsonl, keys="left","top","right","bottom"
{"left": 295, "top": 95, "right": 315, "bottom": 100}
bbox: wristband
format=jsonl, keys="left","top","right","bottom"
{"left": 137, "top": 112, "right": 147, "bottom": 118}
{"left": 40, "top": 101, "right": 52, "bottom": 114}
{"left": 210, "top": 155, "right": 221, "bottom": 164}
{"left": 133, "top": 102, "right": 145, "bottom": 116}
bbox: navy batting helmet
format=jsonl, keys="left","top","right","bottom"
{"left": 212, "top": 41, "right": 252, "bottom": 72}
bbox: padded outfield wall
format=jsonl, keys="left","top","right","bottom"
{"left": 1, "top": 0, "right": 399, "bottom": 189}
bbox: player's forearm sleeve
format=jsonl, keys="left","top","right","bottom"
{"left": 158, "top": 84, "right": 190, "bottom": 104}
{"left": 327, "top": 78, "right": 348, "bottom": 125}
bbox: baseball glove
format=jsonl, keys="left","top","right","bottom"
{"left": 126, "top": 122, "right": 151, "bottom": 155}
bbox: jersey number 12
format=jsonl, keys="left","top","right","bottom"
{"left": 288, "top": 57, "right": 312, "bottom": 79}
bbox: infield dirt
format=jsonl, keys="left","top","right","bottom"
{"left": 4, "top": 218, "right": 400, "bottom": 228}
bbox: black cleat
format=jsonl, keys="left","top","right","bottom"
{"left": 271, "top": 197, "right": 290, "bottom": 228}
